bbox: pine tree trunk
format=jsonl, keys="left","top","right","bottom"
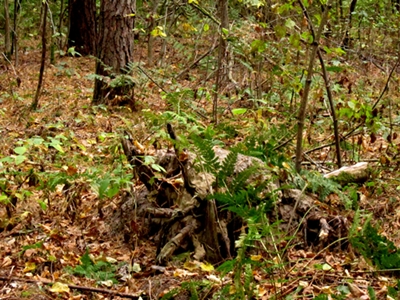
{"left": 93, "top": 0, "right": 135, "bottom": 105}
{"left": 68, "top": 0, "right": 97, "bottom": 56}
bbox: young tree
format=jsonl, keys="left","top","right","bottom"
{"left": 68, "top": 0, "right": 97, "bottom": 56}
{"left": 93, "top": 0, "right": 136, "bottom": 105}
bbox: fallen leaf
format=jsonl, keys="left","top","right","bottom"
{"left": 200, "top": 262, "right": 214, "bottom": 272}
{"left": 49, "top": 282, "right": 70, "bottom": 293}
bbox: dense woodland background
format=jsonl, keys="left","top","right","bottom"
{"left": 1, "top": 0, "right": 400, "bottom": 299}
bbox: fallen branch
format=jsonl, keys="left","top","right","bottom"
{"left": 0, "top": 276, "right": 143, "bottom": 299}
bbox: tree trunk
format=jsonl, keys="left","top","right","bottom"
{"left": 3, "top": 0, "right": 11, "bottom": 58}
{"left": 68, "top": 0, "right": 97, "bottom": 56}
{"left": 93, "top": 0, "right": 135, "bottom": 106}
{"left": 212, "top": 0, "right": 229, "bottom": 124}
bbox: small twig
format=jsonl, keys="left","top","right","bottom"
{"left": 286, "top": 184, "right": 308, "bottom": 237}
{"left": 137, "top": 65, "right": 168, "bottom": 94}
{"left": 372, "top": 55, "right": 400, "bottom": 110}
{"left": 0, "top": 276, "right": 142, "bottom": 299}
{"left": 175, "top": 42, "right": 218, "bottom": 80}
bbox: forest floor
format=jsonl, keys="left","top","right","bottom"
{"left": 1, "top": 42, "right": 400, "bottom": 300}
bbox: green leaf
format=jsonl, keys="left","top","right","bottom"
{"left": 151, "top": 163, "right": 166, "bottom": 173}
{"left": 14, "top": 146, "right": 27, "bottom": 155}
{"left": 15, "top": 155, "right": 27, "bottom": 165}
{"left": 285, "top": 18, "right": 296, "bottom": 29}
{"left": 326, "top": 66, "right": 343, "bottom": 73}
{"left": 232, "top": 108, "right": 247, "bottom": 115}
{"left": 105, "top": 184, "right": 119, "bottom": 199}
{"left": 221, "top": 27, "right": 229, "bottom": 37}
{"left": 38, "top": 200, "right": 47, "bottom": 210}
{"left": 0, "top": 194, "right": 9, "bottom": 203}
{"left": 203, "top": 23, "right": 209, "bottom": 32}
{"left": 98, "top": 178, "right": 111, "bottom": 199}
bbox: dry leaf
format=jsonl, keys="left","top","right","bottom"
{"left": 49, "top": 282, "right": 70, "bottom": 293}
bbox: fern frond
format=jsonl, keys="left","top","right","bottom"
{"left": 230, "top": 166, "right": 256, "bottom": 193}
{"left": 218, "top": 150, "right": 238, "bottom": 183}
{"left": 244, "top": 263, "right": 253, "bottom": 298}
{"left": 192, "top": 135, "right": 220, "bottom": 174}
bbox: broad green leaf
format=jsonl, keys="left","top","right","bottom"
{"left": 322, "top": 263, "right": 332, "bottom": 271}
{"left": 250, "top": 39, "right": 266, "bottom": 53}
{"left": 38, "top": 200, "right": 47, "bottom": 210}
{"left": 285, "top": 18, "right": 296, "bottom": 29}
{"left": 0, "top": 194, "right": 9, "bottom": 203}
{"left": 0, "top": 156, "right": 13, "bottom": 163}
{"left": 144, "top": 156, "right": 155, "bottom": 165}
{"left": 14, "top": 146, "right": 27, "bottom": 155}
{"left": 105, "top": 184, "right": 119, "bottom": 198}
{"left": 348, "top": 100, "right": 356, "bottom": 110}
{"left": 232, "top": 108, "right": 247, "bottom": 115}
{"left": 98, "top": 179, "right": 111, "bottom": 199}
{"left": 151, "top": 163, "right": 166, "bottom": 173}
{"left": 203, "top": 23, "right": 209, "bottom": 32}
{"left": 132, "top": 263, "right": 141, "bottom": 273}
{"left": 30, "top": 137, "right": 45, "bottom": 145}
{"left": 15, "top": 155, "right": 27, "bottom": 165}
{"left": 51, "top": 143, "right": 64, "bottom": 153}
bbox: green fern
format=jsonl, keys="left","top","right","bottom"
{"left": 230, "top": 166, "right": 257, "bottom": 194}
{"left": 294, "top": 171, "right": 342, "bottom": 201}
{"left": 350, "top": 220, "right": 400, "bottom": 270}
{"left": 217, "top": 150, "right": 238, "bottom": 183}
{"left": 191, "top": 134, "right": 220, "bottom": 175}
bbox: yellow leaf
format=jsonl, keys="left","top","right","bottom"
{"left": 188, "top": 0, "right": 199, "bottom": 4}
{"left": 229, "top": 284, "right": 236, "bottom": 294}
{"left": 181, "top": 23, "right": 197, "bottom": 32}
{"left": 250, "top": 254, "right": 262, "bottom": 261}
{"left": 184, "top": 261, "right": 198, "bottom": 271}
{"left": 49, "top": 282, "right": 70, "bottom": 293}
{"left": 200, "top": 262, "right": 214, "bottom": 272}
{"left": 23, "top": 262, "right": 36, "bottom": 273}
{"left": 151, "top": 26, "right": 167, "bottom": 38}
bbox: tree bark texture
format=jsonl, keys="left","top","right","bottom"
{"left": 212, "top": 0, "right": 229, "bottom": 124}
{"left": 3, "top": 0, "right": 11, "bottom": 58}
{"left": 295, "top": 0, "right": 331, "bottom": 172}
{"left": 93, "top": 0, "right": 135, "bottom": 105}
{"left": 68, "top": 0, "right": 97, "bottom": 56}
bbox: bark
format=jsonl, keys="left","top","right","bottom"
{"left": 342, "top": 0, "right": 357, "bottom": 49}
{"left": 68, "top": 0, "right": 97, "bottom": 56}
{"left": 3, "top": 0, "right": 11, "bottom": 58}
{"left": 93, "top": 0, "right": 135, "bottom": 105}
{"left": 213, "top": 0, "right": 229, "bottom": 124}
{"left": 31, "top": 1, "right": 47, "bottom": 111}
{"left": 295, "top": 0, "right": 331, "bottom": 172}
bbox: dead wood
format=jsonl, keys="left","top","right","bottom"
{"left": 116, "top": 126, "right": 355, "bottom": 264}
{"left": 324, "top": 162, "right": 370, "bottom": 185}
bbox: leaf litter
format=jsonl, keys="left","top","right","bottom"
{"left": 1, "top": 40, "right": 400, "bottom": 300}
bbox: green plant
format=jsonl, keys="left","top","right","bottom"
{"left": 350, "top": 218, "right": 400, "bottom": 270}
{"left": 189, "top": 132, "right": 283, "bottom": 298}
{"left": 293, "top": 170, "right": 345, "bottom": 202}
{"left": 66, "top": 250, "right": 118, "bottom": 284}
